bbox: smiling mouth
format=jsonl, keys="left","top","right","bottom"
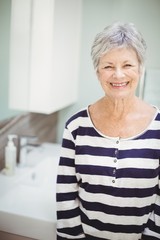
{"left": 110, "top": 82, "right": 129, "bottom": 87}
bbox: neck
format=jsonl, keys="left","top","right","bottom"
{"left": 102, "top": 95, "right": 138, "bottom": 119}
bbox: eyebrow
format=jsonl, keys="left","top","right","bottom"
{"left": 100, "top": 61, "right": 113, "bottom": 65}
{"left": 101, "top": 60, "right": 133, "bottom": 65}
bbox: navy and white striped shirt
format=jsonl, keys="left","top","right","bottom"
{"left": 56, "top": 107, "right": 160, "bottom": 240}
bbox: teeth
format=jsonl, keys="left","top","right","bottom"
{"left": 111, "top": 82, "right": 127, "bottom": 87}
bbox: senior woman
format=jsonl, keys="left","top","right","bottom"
{"left": 56, "top": 22, "right": 160, "bottom": 240}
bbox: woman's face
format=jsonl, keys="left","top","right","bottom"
{"left": 97, "top": 47, "right": 141, "bottom": 101}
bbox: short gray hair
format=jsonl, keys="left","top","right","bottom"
{"left": 91, "top": 22, "right": 147, "bottom": 71}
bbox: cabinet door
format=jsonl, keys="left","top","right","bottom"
{"left": 9, "top": 0, "right": 82, "bottom": 114}
{"left": 9, "top": 0, "right": 31, "bottom": 111}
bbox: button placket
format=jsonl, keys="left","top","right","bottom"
{"left": 112, "top": 139, "right": 120, "bottom": 184}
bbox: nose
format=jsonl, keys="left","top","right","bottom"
{"left": 113, "top": 68, "right": 125, "bottom": 78}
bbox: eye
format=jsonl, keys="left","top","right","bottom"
{"left": 103, "top": 66, "right": 113, "bottom": 70}
{"left": 124, "top": 64, "right": 132, "bottom": 68}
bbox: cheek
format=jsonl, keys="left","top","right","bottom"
{"left": 97, "top": 71, "right": 112, "bottom": 83}
{"left": 126, "top": 69, "right": 140, "bottom": 81}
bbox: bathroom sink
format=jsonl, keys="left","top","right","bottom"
{"left": 21, "top": 156, "right": 57, "bottom": 188}
{"left": 0, "top": 184, "right": 55, "bottom": 220}
{"left": 0, "top": 143, "right": 61, "bottom": 240}
{"left": 0, "top": 156, "right": 58, "bottom": 218}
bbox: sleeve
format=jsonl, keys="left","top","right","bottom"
{"left": 56, "top": 126, "right": 86, "bottom": 240}
{"left": 142, "top": 172, "right": 160, "bottom": 240}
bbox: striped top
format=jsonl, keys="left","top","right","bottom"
{"left": 56, "top": 107, "right": 160, "bottom": 240}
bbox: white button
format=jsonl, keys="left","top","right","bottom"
{"left": 115, "top": 149, "right": 118, "bottom": 155}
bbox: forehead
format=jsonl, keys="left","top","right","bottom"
{"left": 100, "top": 47, "right": 138, "bottom": 63}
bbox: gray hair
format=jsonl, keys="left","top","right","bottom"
{"left": 91, "top": 22, "right": 147, "bottom": 71}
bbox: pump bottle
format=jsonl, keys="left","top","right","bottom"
{"left": 5, "top": 134, "right": 17, "bottom": 175}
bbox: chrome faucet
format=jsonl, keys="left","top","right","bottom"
{"left": 17, "top": 135, "right": 39, "bottom": 167}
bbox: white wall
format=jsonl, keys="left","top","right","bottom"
{"left": 57, "top": 0, "right": 160, "bottom": 143}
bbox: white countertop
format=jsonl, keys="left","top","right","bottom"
{"left": 0, "top": 143, "right": 61, "bottom": 240}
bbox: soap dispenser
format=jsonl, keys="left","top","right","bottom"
{"left": 5, "top": 134, "right": 17, "bottom": 175}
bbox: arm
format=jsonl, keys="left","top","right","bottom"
{"left": 56, "top": 126, "right": 85, "bottom": 240}
{"left": 142, "top": 173, "right": 160, "bottom": 240}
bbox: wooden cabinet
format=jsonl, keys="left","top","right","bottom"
{"left": 0, "top": 231, "right": 34, "bottom": 240}
{"left": 9, "top": 0, "right": 82, "bottom": 114}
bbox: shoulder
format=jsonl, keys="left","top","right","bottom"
{"left": 155, "top": 107, "right": 160, "bottom": 120}
{"left": 65, "top": 107, "right": 90, "bottom": 131}
{"left": 138, "top": 99, "right": 160, "bottom": 122}
{"left": 64, "top": 107, "right": 92, "bottom": 140}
